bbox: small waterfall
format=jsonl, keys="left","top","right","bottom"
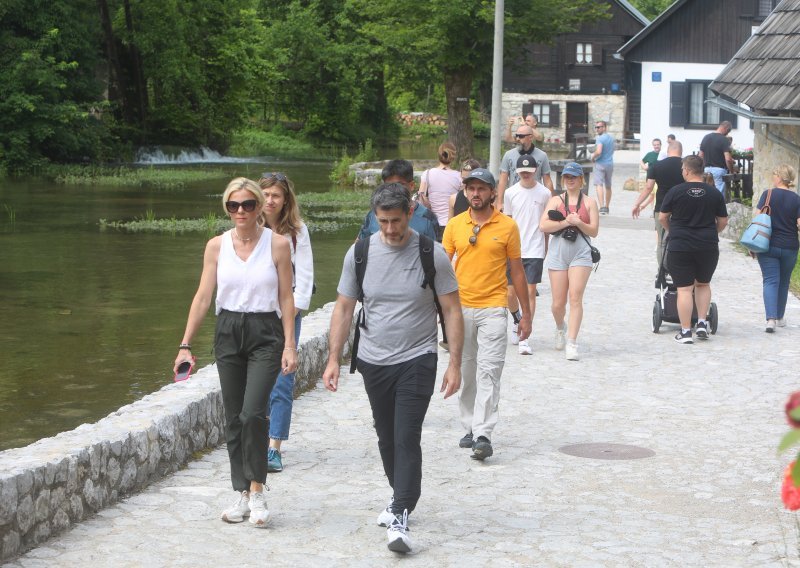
{"left": 135, "top": 146, "right": 262, "bottom": 164}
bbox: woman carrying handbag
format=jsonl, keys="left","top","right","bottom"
{"left": 753, "top": 165, "right": 800, "bottom": 333}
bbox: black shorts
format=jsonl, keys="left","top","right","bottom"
{"left": 506, "top": 258, "right": 544, "bottom": 285}
{"left": 667, "top": 249, "right": 719, "bottom": 287}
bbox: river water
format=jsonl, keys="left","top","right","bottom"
{"left": 0, "top": 139, "right": 489, "bottom": 450}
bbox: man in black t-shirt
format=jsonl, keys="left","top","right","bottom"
{"left": 699, "top": 121, "right": 734, "bottom": 194}
{"left": 659, "top": 155, "right": 728, "bottom": 345}
{"left": 632, "top": 141, "right": 684, "bottom": 265}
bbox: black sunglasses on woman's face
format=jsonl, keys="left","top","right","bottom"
{"left": 225, "top": 199, "right": 258, "bottom": 213}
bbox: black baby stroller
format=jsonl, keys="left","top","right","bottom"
{"left": 651, "top": 249, "right": 719, "bottom": 334}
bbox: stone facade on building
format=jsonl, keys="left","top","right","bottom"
{"left": 502, "top": 93, "right": 627, "bottom": 144}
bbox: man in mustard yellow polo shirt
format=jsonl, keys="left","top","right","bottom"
{"left": 442, "top": 168, "right": 532, "bottom": 460}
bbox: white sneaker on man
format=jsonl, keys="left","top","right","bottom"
{"left": 778, "top": 318, "right": 787, "bottom": 327}
{"left": 510, "top": 323, "right": 519, "bottom": 345}
{"left": 377, "top": 496, "right": 395, "bottom": 527}
{"left": 248, "top": 491, "right": 270, "bottom": 528}
{"left": 518, "top": 339, "right": 533, "bottom": 355}
{"left": 386, "top": 509, "right": 412, "bottom": 553}
{"left": 221, "top": 490, "right": 250, "bottom": 523}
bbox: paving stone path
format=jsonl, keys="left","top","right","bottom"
{"left": 9, "top": 154, "right": 800, "bottom": 566}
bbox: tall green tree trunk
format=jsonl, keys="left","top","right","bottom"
{"left": 97, "top": 0, "right": 130, "bottom": 122}
{"left": 123, "top": 0, "right": 148, "bottom": 135}
{"left": 444, "top": 69, "right": 474, "bottom": 161}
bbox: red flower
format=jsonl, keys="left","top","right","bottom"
{"left": 786, "top": 392, "right": 800, "bottom": 427}
{"left": 782, "top": 462, "right": 800, "bottom": 511}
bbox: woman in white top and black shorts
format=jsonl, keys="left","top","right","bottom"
{"left": 174, "top": 177, "right": 297, "bottom": 528}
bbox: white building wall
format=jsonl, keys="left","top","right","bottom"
{"left": 640, "top": 61, "right": 754, "bottom": 155}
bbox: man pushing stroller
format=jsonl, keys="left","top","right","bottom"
{"left": 658, "top": 155, "right": 728, "bottom": 344}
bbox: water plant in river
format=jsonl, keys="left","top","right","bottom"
{"left": 329, "top": 139, "right": 377, "bottom": 187}
{"left": 99, "top": 187, "right": 373, "bottom": 236}
{"left": 3, "top": 204, "right": 15, "bottom": 226}
{"left": 44, "top": 165, "right": 230, "bottom": 189}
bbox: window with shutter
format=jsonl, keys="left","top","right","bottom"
{"left": 669, "top": 82, "right": 687, "bottom": 127}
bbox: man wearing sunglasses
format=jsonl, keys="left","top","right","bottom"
{"left": 442, "top": 168, "right": 531, "bottom": 462}
{"left": 357, "top": 159, "right": 439, "bottom": 242}
{"left": 496, "top": 125, "right": 554, "bottom": 211}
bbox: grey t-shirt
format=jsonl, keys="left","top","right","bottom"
{"left": 501, "top": 146, "right": 552, "bottom": 186}
{"left": 338, "top": 231, "right": 459, "bottom": 366}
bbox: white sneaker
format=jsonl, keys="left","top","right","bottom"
{"left": 565, "top": 343, "right": 579, "bottom": 361}
{"left": 510, "top": 323, "right": 519, "bottom": 345}
{"left": 221, "top": 490, "right": 250, "bottom": 523}
{"left": 248, "top": 491, "right": 270, "bottom": 528}
{"left": 387, "top": 509, "right": 412, "bottom": 553}
{"left": 518, "top": 339, "right": 532, "bottom": 355}
{"left": 778, "top": 318, "right": 787, "bottom": 327}
{"left": 555, "top": 323, "right": 567, "bottom": 351}
{"left": 377, "top": 496, "right": 395, "bottom": 527}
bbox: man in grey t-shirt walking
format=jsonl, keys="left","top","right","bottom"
{"left": 323, "top": 183, "right": 464, "bottom": 554}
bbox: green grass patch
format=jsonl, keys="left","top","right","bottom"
{"left": 329, "top": 139, "right": 378, "bottom": 187}
{"left": 228, "top": 128, "right": 316, "bottom": 157}
{"left": 43, "top": 165, "right": 229, "bottom": 190}
{"left": 791, "top": 257, "right": 800, "bottom": 296}
{"left": 101, "top": 189, "right": 372, "bottom": 236}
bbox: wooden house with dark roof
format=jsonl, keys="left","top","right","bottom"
{"left": 616, "top": 0, "right": 780, "bottom": 155}
{"left": 501, "top": 0, "right": 648, "bottom": 146}
{"left": 709, "top": 0, "right": 800, "bottom": 195}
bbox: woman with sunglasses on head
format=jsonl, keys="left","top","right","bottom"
{"left": 258, "top": 172, "right": 314, "bottom": 473}
{"left": 538, "top": 162, "right": 599, "bottom": 361}
{"left": 174, "top": 177, "right": 297, "bottom": 528}
{"left": 418, "top": 141, "right": 462, "bottom": 241}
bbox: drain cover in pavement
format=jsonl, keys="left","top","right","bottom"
{"left": 558, "top": 443, "right": 655, "bottom": 460}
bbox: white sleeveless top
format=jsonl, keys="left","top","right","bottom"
{"left": 215, "top": 229, "right": 281, "bottom": 315}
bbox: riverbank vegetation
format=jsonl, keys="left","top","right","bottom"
{"left": 100, "top": 189, "right": 372, "bottom": 235}
{"left": 1, "top": 0, "right": 670, "bottom": 175}
{"left": 45, "top": 165, "right": 230, "bottom": 189}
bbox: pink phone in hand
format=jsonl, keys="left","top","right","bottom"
{"left": 174, "top": 360, "right": 193, "bottom": 382}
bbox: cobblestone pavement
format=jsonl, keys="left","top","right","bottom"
{"left": 9, "top": 154, "right": 800, "bottom": 567}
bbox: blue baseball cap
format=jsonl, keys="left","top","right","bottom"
{"left": 463, "top": 168, "right": 496, "bottom": 189}
{"left": 562, "top": 162, "right": 584, "bottom": 177}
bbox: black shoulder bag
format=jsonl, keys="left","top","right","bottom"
{"left": 563, "top": 191, "right": 601, "bottom": 267}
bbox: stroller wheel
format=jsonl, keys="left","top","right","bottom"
{"left": 652, "top": 299, "right": 662, "bottom": 333}
{"left": 708, "top": 302, "right": 719, "bottom": 334}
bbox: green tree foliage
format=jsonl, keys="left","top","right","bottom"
{"left": 254, "top": 0, "right": 394, "bottom": 141}
{"left": 629, "top": 0, "right": 673, "bottom": 21}
{"left": 0, "top": 0, "right": 112, "bottom": 172}
{"left": 354, "top": 0, "right": 609, "bottom": 159}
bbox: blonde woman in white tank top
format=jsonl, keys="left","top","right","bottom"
{"left": 174, "top": 177, "right": 296, "bottom": 528}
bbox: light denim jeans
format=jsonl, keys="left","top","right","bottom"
{"left": 459, "top": 307, "right": 508, "bottom": 440}
{"left": 704, "top": 166, "right": 727, "bottom": 194}
{"left": 268, "top": 311, "right": 302, "bottom": 440}
{"left": 757, "top": 247, "right": 798, "bottom": 320}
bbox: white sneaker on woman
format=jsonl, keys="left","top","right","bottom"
{"left": 248, "top": 491, "right": 270, "bottom": 528}
{"left": 555, "top": 324, "right": 567, "bottom": 351}
{"left": 221, "top": 491, "right": 250, "bottom": 523}
{"left": 565, "top": 343, "right": 579, "bottom": 361}
{"left": 778, "top": 318, "right": 787, "bottom": 327}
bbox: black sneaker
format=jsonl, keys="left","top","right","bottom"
{"left": 471, "top": 436, "right": 493, "bottom": 460}
{"left": 459, "top": 432, "right": 474, "bottom": 449}
{"left": 695, "top": 321, "right": 709, "bottom": 340}
{"left": 674, "top": 329, "right": 693, "bottom": 344}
